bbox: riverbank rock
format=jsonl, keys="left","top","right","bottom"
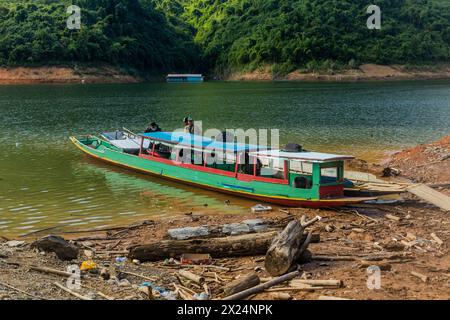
{"left": 31, "top": 235, "right": 79, "bottom": 260}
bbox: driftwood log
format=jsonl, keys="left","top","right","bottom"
{"left": 265, "top": 216, "right": 321, "bottom": 276}
{"left": 167, "top": 219, "right": 273, "bottom": 240}
{"left": 53, "top": 282, "right": 92, "bottom": 300}
{"left": 222, "top": 270, "right": 300, "bottom": 300}
{"left": 30, "top": 265, "right": 73, "bottom": 278}
{"left": 178, "top": 270, "right": 205, "bottom": 284}
{"left": 222, "top": 273, "right": 260, "bottom": 297}
{"left": 128, "top": 231, "right": 319, "bottom": 262}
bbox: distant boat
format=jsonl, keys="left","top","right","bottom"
{"left": 70, "top": 131, "right": 375, "bottom": 208}
{"left": 166, "top": 74, "right": 204, "bottom": 83}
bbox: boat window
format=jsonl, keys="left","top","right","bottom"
{"left": 290, "top": 161, "right": 313, "bottom": 175}
{"left": 288, "top": 161, "right": 314, "bottom": 189}
{"left": 258, "top": 157, "right": 285, "bottom": 179}
{"left": 320, "top": 167, "right": 338, "bottom": 184}
{"left": 292, "top": 176, "right": 312, "bottom": 189}
{"left": 152, "top": 143, "right": 172, "bottom": 159}
{"left": 236, "top": 152, "right": 253, "bottom": 175}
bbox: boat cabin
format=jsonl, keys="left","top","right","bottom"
{"left": 137, "top": 132, "right": 354, "bottom": 199}
{"left": 248, "top": 149, "right": 353, "bottom": 198}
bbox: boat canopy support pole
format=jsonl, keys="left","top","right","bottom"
{"left": 140, "top": 136, "right": 144, "bottom": 155}
{"left": 284, "top": 160, "right": 289, "bottom": 182}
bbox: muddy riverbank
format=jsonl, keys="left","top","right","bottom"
{"left": 0, "top": 197, "right": 449, "bottom": 300}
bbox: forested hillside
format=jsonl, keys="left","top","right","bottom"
{"left": 0, "top": 0, "right": 200, "bottom": 72}
{"left": 0, "top": 0, "right": 448, "bottom": 76}
{"left": 154, "top": 0, "right": 450, "bottom": 75}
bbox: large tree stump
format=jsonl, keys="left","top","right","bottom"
{"left": 129, "top": 231, "right": 319, "bottom": 262}
{"left": 265, "top": 216, "right": 320, "bottom": 276}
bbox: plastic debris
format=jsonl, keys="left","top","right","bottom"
{"left": 180, "top": 253, "right": 212, "bottom": 265}
{"left": 139, "top": 282, "right": 176, "bottom": 300}
{"left": 193, "top": 292, "right": 209, "bottom": 300}
{"left": 251, "top": 204, "right": 272, "bottom": 213}
{"left": 80, "top": 260, "right": 98, "bottom": 271}
{"left": 115, "top": 256, "right": 127, "bottom": 264}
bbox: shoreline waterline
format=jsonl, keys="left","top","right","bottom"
{"left": 1, "top": 64, "right": 449, "bottom": 85}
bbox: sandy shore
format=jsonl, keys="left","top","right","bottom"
{"left": 0, "top": 198, "right": 449, "bottom": 300}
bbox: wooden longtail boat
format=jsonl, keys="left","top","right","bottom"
{"left": 70, "top": 131, "right": 375, "bottom": 208}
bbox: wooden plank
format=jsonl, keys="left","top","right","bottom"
{"left": 407, "top": 184, "right": 450, "bottom": 211}
{"left": 53, "top": 282, "right": 92, "bottom": 300}
{"left": 345, "top": 171, "right": 385, "bottom": 183}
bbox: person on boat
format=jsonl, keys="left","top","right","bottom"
{"left": 181, "top": 116, "right": 202, "bottom": 164}
{"left": 145, "top": 122, "right": 161, "bottom": 133}
{"left": 183, "top": 116, "right": 200, "bottom": 135}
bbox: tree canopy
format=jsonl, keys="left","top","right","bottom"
{"left": 0, "top": 0, "right": 201, "bottom": 72}
{"left": 0, "top": 0, "right": 448, "bottom": 75}
{"left": 155, "top": 0, "right": 449, "bottom": 74}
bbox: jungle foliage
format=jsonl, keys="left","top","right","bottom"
{"left": 0, "top": 0, "right": 200, "bottom": 71}
{"left": 0, "top": 0, "right": 448, "bottom": 75}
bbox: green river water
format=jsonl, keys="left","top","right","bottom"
{"left": 0, "top": 81, "right": 449, "bottom": 237}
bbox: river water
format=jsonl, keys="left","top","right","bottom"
{"left": 0, "top": 81, "right": 449, "bottom": 237}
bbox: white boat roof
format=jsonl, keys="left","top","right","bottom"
{"left": 248, "top": 150, "right": 354, "bottom": 163}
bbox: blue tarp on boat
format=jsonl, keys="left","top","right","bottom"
{"left": 140, "top": 131, "right": 267, "bottom": 152}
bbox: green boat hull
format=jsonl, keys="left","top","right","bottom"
{"left": 70, "top": 136, "right": 374, "bottom": 207}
